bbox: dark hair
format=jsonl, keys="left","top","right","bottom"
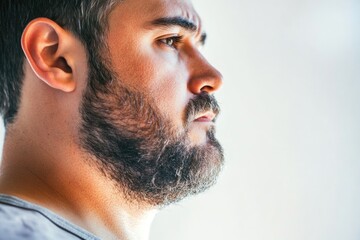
{"left": 0, "top": 0, "right": 118, "bottom": 125}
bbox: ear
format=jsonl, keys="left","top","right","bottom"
{"left": 21, "top": 18, "right": 85, "bottom": 92}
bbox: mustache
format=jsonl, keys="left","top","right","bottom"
{"left": 185, "top": 92, "right": 221, "bottom": 124}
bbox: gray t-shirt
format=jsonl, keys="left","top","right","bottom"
{"left": 0, "top": 194, "right": 100, "bottom": 240}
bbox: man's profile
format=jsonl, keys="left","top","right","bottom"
{"left": 0, "top": 0, "right": 223, "bottom": 239}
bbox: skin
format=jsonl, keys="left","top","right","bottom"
{"left": 106, "top": 0, "right": 222, "bottom": 144}
{"left": 0, "top": 0, "right": 222, "bottom": 239}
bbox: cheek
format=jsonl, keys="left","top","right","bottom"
{"left": 146, "top": 56, "right": 191, "bottom": 127}
{"left": 138, "top": 57, "right": 191, "bottom": 128}
{"left": 109, "top": 39, "right": 192, "bottom": 126}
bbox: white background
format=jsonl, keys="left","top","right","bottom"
{"left": 1, "top": 0, "right": 360, "bottom": 240}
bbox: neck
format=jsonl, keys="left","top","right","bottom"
{"left": 0, "top": 123, "right": 157, "bottom": 240}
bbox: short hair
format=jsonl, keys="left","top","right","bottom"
{"left": 0, "top": 0, "right": 118, "bottom": 125}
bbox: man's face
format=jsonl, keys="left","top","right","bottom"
{"left": 79, "top": 0, "right": 223, "bottom": 206}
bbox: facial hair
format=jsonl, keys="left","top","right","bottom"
{"left": 79, "top": 55, "right": 224, "bottom": 206}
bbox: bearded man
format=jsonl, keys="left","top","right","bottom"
{"left": 0, "top": 0, "right": 223, "bottom": 239}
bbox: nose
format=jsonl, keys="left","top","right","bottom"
{"left": 187, "top": 52, "right": 223, "bottom": 95}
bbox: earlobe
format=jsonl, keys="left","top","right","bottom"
{"left": 21, "top": 18, "right": 80, "bottom": 93}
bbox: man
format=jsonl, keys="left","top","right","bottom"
{"left": 0, "top": 0, "right": 223, "bottom": 239}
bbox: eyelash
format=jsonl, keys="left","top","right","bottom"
{"left": 158, "top": 36, "right": 184, "bottom": 49}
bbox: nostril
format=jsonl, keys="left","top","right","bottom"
{"left": 201, "top": 73, "right": 223, "bottom": 93}
{"left": 200, "top": 85, "right": 214, "bottom": 93}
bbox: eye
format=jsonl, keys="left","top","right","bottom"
{"left": 158, "top": 36, "right": 183, "bottom": 49}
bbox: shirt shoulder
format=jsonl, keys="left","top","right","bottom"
{"left": 0, "top": 194, "right": 99, "bottom": 240}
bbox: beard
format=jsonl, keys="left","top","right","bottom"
{"left": 79, "top": 54, "right": 224, "bottom": 206}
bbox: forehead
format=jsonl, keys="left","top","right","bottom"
{"left": 108, "top": 0, "right": 202, "bottom": 30}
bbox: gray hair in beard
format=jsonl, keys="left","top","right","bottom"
{"left": 79, "top": 55, "right": 224, "bottom": 206}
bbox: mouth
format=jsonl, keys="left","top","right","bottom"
{"left": 194, "top": 111, "right": 216, "bottom": 123}
{"left": 184, "top": 93, "right": 221, "bottom": 126}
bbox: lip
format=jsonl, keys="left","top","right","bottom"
{"left": 194, "top": 111, "right": 216, "bottom": 122}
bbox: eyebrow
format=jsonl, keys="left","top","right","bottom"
{"left": 150, "top": 17, "right": 198, "bottom": 31}
{"left": 148, "top": 16, "right": 207, "bottom": 45}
